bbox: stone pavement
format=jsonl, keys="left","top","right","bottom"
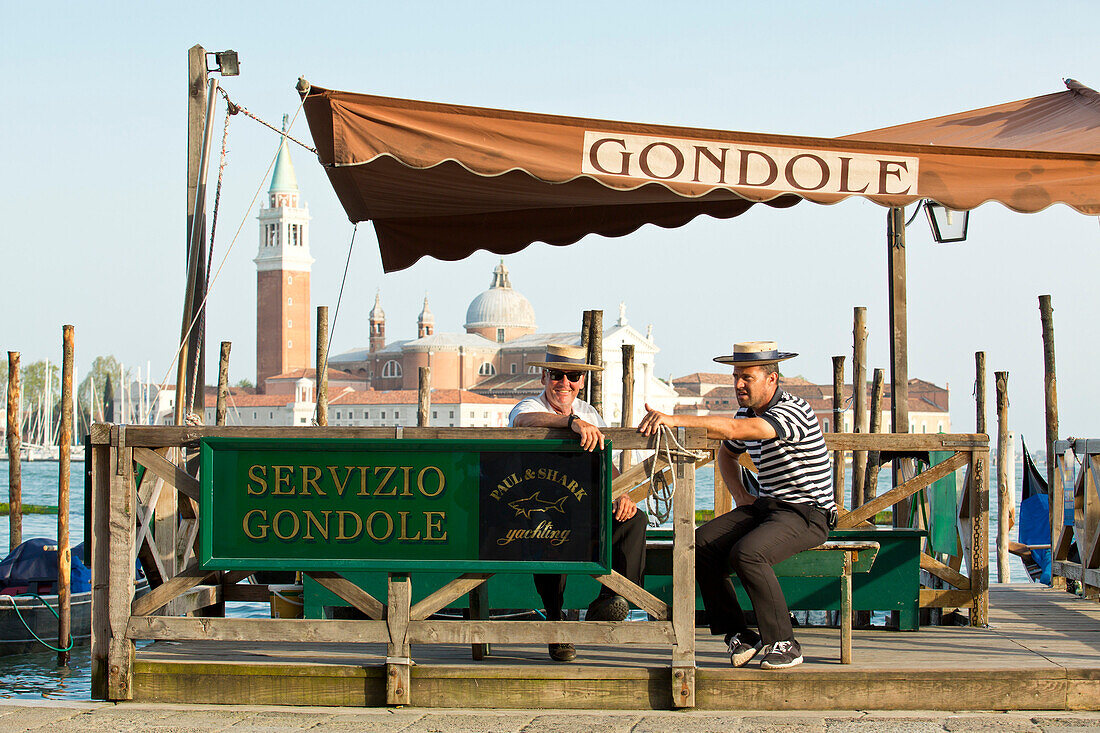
{"left": 2, "top": 702, "right": 1100, "bottom": 732}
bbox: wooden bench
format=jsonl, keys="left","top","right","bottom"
{"left": 772, "top": 541, "right": 879, "bottom": 663}
{"left": 645, "top": 535, "right": 879, "bottom": 663}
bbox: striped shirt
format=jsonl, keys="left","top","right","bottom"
{"left": 724, "top": 389, "right": 835, "bottom": 511}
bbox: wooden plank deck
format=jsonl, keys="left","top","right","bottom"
{"left": 132, "top": 585, "right": 1100, "bottom": 710}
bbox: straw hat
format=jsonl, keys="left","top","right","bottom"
{"left": 713, "top": 341, "right": 798, "bottom": 366}
{"left": 527, "top": 344, "right": 604, "bottom": 372}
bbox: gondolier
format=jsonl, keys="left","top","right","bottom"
{"left": 638, "top": 341, "right": 836, "bottom": 670}
{"left": 509, "top": 344, "right": 647, "bottom": 662}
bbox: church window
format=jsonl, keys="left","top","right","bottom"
{"left": 528, "top": 365, "right": 540, "bottom": 374}
{"left": 269, "top": 412, "right": 273, "bottom": 419}
{"left": 395, "top": 411, "right": 401, "bottom": 419}
{"left": 288, "top": 320, "right": 293, "bottom": 328}
{"left": 449, "top": 410, "right": 454, "bottom": 418}
{"left": 478, "top": 362, "right": 496, "bottom": 376}
{"left": 336, "top": 411, "right": 341, "bottom": 420}
{"left": 381, "top": 411, "right": 386, "bottom": 419}
{"left": 253, "top": 412, "right": 257, "bottom": 420}
{"left": 510, "top": 363, "right": 517, "bottom": 374}
{"left": 432, "top": 411, "right": 437, "bottom": 419}
{"left": 287, "top": 275, "right": 293, "bottom": 285}
{"left": 497, "top": 328, "right": 505, "bottom": 343}
{"left": 382, "top": 360, "right": 402, "bottom": 378}
{"left": 288, "top": 340, "right": 293, "bottom": 349}
{"left": 287, "top": 297, "right": 292, "bottom": 306}
{"left": 290, "top": 225, "right": 299, "bottom": 246}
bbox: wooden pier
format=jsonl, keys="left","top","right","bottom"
{"left": 129, "top": 585, "right": 1098, "bottom": 710}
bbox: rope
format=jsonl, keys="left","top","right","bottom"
{"left": 160, "top": 91, "right": 309, "bottom": 403}
{"left": 2, "top": 593, "right": 75, "bottom": 653}
{"left": 644, "top": 425, "right": 709, "bottom": 525}
{"left": 187, "top": 103, "right": 233, "bottom": 416}
{"left": 314, "top": 224, "right": 359, "bottom": 424}
{"left": 218, "top": 87, "right": 317, "bottom": 154}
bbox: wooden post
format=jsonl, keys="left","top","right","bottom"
{"left": 852, "top": 307, "right": 868, "bottom": 506}
{"left": 995, "top": 371, "right": 1011, "bottom": 584}
{"left": 713, "top": 453, "right": 731, "bottom": 518}
{"left": 106, "top": 437, "right": 136, "bottom": 699}
{"left": 975, "top": 351, "right": 987, "bottom": 434}
{"left": 864, "top": 368, "right": 885, "bottom": 502}
{"left": 175, "top": 46, "right": 213, "bottom": 425}
{"left": 671, "top": 427, "right": 696, "bottom": 707}
{"left": 1039, "top": 295, "right": 1058, "bottom": 534}
{"left": 588, "top": 310, "right": 604, "bottom": 415}
{"left": 216, "top": 341, "right": 231, "bottom": 426}
{"left": 89, "top": 443, "right": 110, "bottom": 699}
{"left": 620, "top": 344, "right": 635, "bottom": 473}
{"left": 468, "top": 581, "right": 489, "bottom": 660}
{"left": 887, "top": 207, "right": 911, "bottom": 524}
{"left": 831, "top": 356, "right": 845, "bottom": 510}
{"left": 386, "top": 573, "right": 412, "bottom": 705}
{"left": 316, "top": 306, "right": 329, "bottom": 426}
{"left": 418, "top": 367, "right": 431, "bottom": 427}
{"left": 969, "top": 450, "right": 990, "bottom": 626}
{"left": 580, "top": 310, "right": 593, "bottom": 403}
{"left": 58, "top": 325, "right": 74, "bottom": 666}
{"left": 6, "top": 351, "right": 21, "bottom": 552}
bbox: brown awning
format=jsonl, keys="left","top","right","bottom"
{"left": 300, "top": 81, "right": 1100, "bottom": 272}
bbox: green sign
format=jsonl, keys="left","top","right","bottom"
{"left": 200, "top": 438, "right": 612, "bottom": 573}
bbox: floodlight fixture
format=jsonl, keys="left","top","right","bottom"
{"left": 207, "top": 50, "right": 240, "bottom": 77}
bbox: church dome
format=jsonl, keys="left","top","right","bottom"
{"left": 464, "top": 262, "right": 536, "bottom": 331}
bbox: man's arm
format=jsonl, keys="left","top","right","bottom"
{"left": 717, "top": 443, "right": 756, "bottom": 506}
{"left": 511, "top": 411, "right": 606, "bottom": 452}
{"left": 636, "top": 403, "right": 776, "bottom": 442}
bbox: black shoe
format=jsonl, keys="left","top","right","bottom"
{"left": 548, "top": 643, "right": 576, "bottom": 662}
{"left": 759, "top": 639, "right": 802, "bottom": 669}
{"left": 724, "top": 630, "right": 763, "bottom": 667}
{"left": 585, "top": 594, "right": 629, "bottom": 622}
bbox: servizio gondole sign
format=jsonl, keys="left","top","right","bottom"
{"left": 200, "top": 438, "right": 612, "bottom": 573}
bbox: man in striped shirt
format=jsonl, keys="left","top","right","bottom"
{"left": 638, "top": 341, "right": 836, "bottom": 670}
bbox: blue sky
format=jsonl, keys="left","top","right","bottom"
{"left": 3, "top": 2, "right": 1099, "bottom": 441}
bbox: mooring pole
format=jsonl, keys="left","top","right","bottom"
{"left": 580, "top": 310, "right": 593, "bottom": 403}
{"left": 831, "top": 355, "right": 845, "bottom": 510}
{"left": 975, "top": 351, "right": 987, "bottom": 434}
{"left": 216, "top": 341, "right": 231, "bottom": 426}
{"left": 865, "top": 367, "right": 885, "bottom": 500}
{"left": 852, "top": 307, "right": 869, "bottom": 506}
{"left": 418, "top": 367, "right": 431, "bottom": 427}
{"left": 588, "top": 310, "right": 604, "bottom": 415}
{"left": 316, "top": 306, "right": 329, "bottom": 426}
{"left": 6, "top": 351, "right": 21, "bottom": 552}
{"left": 995, "top": 370, "right": 1011, "bottom": 583}
{"left": 1038, "top": 294, "right": 1061, "bottom": 588}
{"left": 620, "top": 343, "right": 635, "bottom": 473}
{"left": 887, "top": 207, "right": 910, "bottom": 520}
{"left": 58, "top": 325, "right": 74, "bottom": 665}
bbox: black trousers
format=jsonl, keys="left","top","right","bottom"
{"left": 695, "top": 497, "right": 828, "bottom": 644}
{"left": 535, "top": 510, "right": 647, "bottom": 621}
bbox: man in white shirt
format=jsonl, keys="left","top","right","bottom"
{"left": 509, "top": 344, "right": 647, "bottom": 662}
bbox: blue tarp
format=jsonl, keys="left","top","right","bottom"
{"left": 0, "top": 538, "right": 91, "bottom": 594}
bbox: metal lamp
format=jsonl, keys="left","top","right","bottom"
{"left": 924, "top": 201, "right": 969, "bottom": 243}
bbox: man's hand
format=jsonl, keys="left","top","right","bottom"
{"left": 612, "top": 495, "right": 638, "bottom": 521}
{"left": 570, "top": 416, "right": 605, "bottom": 452}
{"left": 637, "top": 403, "right": 676, "bottom": 436}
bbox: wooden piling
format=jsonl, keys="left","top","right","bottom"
{"left": 995, "top": 370, "right": 1010, "bottom": 584}
{"left": 1039, "top": 295, "right": 1058, "bottom": 499}
{"left": 316, "top": 306, "right": 329, "bottom": 426}
{"left": 418, "top": 367, "right": 431, "bottom": 427}
{"left": 6, "top": 351, "right": 21, "bottom": 552}
{"left": 831, "top": 356, "right": 845, "bottom": 510}
{"left": 58, "top": 326, "right": 74, "bottom": 665}
{"left": 216, "top": 341, "right": 231, "bottom": 427}
{"left": 852, "top": 307, "right": 868, "bottom": 506}
{"left": 865, "top": 368, "right": 885, "bottom": 501}
{"left": 581, "top": 310, "right": 593, "bottom": 403}
{"left": 588, "top": 310, "right": 603, "bottom": 415}
{"left": 620, "top": 344, "right": 635, "bottom": 472}
{"left": 975, "top": 351, "right": 987, "bottom": 434}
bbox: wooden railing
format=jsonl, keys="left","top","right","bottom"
{"left": 89, "top": 425, "right": 988, "bottom": 708}
{"left": 1051, "top": 439, "right": 1100, "bottom": 596}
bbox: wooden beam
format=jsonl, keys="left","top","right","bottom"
{"left": 839, "top": 451, "right": 968, "bottom": 528}
{"left": 919, "top": 553, "right": 971, "bottom": 590}
{"left": 406, "top": 620, "right": 675, "bottom": 645}
{"left": 132, "top": 447, "right": 199, "bottom": 502}
{"left": 307, "top": 572, "right": 384, "bottom": 620}
{"left": 920, "top": 589, "right": 976, "bottom": 608}
{"left": 410, "top": 574, "right": 491, "bottom": 621}
{"left": 126, "top": 616, "right": 389, "bottom": 643}
{"left": 825, "top": 433, "right": 988, "bottom": 451}
{"left": 591, "top": 570, "right": 669, "bottom": 620}
{"left": 131, "top": 562, "right": 213, "bottom": 617}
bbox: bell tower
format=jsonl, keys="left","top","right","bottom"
{"left": 255, "top": 119, "right": 313, "bottom": 392}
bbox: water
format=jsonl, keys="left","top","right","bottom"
{"left": 0, "top": 452, "right": 1041, "bottom": 700}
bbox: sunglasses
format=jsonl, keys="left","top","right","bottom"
{"left": 546, "top": 369, "right": 584, "bottom": 383}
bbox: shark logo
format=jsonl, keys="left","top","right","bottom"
{"left": 508, "top": 491, "right": 569, "bottom": 519}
